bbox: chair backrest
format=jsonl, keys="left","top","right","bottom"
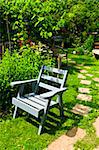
{"left": 35, "top": 65, "right": 68, "bottom": 93}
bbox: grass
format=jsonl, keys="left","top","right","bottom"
{"left": 0, "top": 54, "right": 99, "bottom": 150}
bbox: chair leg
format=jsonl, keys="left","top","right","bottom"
{"left": 38, "top": 113, "right": 47, "bottom": 135}
{"left": 58, "top": 94, "right": 64, "bottom": 118}
{"left": 13, "top": 106, "right": 17, "bottom": 119}
{"left": 38, "top": 99, "right": 51, "bottom": 135}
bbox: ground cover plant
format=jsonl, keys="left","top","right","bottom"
{"left": 0, "top": 54, "right": 99, "bottom": 150}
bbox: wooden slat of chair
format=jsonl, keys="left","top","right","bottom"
{"left": 27, "top": 96, "right": 46, "bottom": 106}
{"left": 43, "top": 65, "right": 66, "bottom": 75}
{"left": 41, "top": 74, "right": 63, "bottom": 84}
{"left": 12, "top": 98, "right": 40, "bottom": 118}
{"left": 39, "top": 82, "right": 59, "bottom": 91}
{"left": 18, "top": 97, "right": 45, "bottom": 110}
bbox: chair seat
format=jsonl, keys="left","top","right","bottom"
{"left": 24, "top": 90, "right": 58, "bottom": 99}
{"left": 12, "top": 96, "right": 58, "bottom": 118}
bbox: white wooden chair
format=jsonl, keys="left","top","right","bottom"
{"left": 11, "top": 65, "right": 68, "bottom": 135}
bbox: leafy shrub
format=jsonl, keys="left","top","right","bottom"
{"left": 83, "top": 35, "right": 94, "bottom": 54}
{"left": 74, "top": 35, "right": 94, "bottom": 54}
{"left": 0, "top": 46, "right": 55, "bottom": 111}
{"left": 76, "top": 46, "right": 84, "bottom": 54}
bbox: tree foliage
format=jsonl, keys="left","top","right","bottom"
{"left": 0, "top": 0, "right": 98, "bottom": 46}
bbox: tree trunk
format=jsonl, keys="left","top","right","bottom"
{"left": 6, "top": 15, "right": 11, "bottom": 50}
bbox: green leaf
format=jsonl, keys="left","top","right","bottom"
{"left": 48, "top": 32, "right": 52, "bottom": 37}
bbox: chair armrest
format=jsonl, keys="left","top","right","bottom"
{"left": 40, "top": 87, "right": 67, "bottom": 98}
{"left": 10, "top": 79, "right": 37, "bottom": 87}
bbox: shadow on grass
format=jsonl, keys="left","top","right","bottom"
{"left": 61, "top": 63, "right": 81, "bottom": 75}
{"left": 24, "top": 106, "right": 83, "bottom": 135}
{"left": 71, "top": 56, "right": 95, "bottom": 66}
{"left": 60, "top": 55, "right": 95, "bottom": 75}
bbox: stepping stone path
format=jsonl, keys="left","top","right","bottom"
{"left": 80, "top": 80, "right": 91, "bottom": 85}
{"left": 48, "top": 63, "right": 98, "bottom": 150}
{"left": 78, "top": 87, "right": 90, "bottom": 94}
{"left": 76, "top": 69, "right": 92, "bottom": 114}
{"left": 72, "top": 104, "right": 91, "bottom": 116}
{"left": 93, "top": 117, "right": 99, "bottom": 137}
{"left": 80, "top": 70, "right": 88, "bottom": 73}
{"left": 77, "top": 94, "right": 92, "bottom": 101}
{"left": 93, "top": 78, "right": 99, "bottom": 83}
{"left": 86, "top": 74, "right": 93, "bottom": 77}
{"left": 48, "top": 127, "right": 86, "bottom": 150}
{"left": 78, "top": 74, "right": 86, "bottom": 79}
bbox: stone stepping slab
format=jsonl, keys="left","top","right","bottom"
{"left": 94, "top": 146, "right": 99, "bottom": 150}
{"left": 70, "top": 60, "right": 76, "bottom": 64}
{"left": 86, "top": 74, "right": 93, "bottom": 77}
{"left": 93, "top": 78, "right": 99, "bottom": 83}
{"left": 78, "top": 87, "right": 90, "bottom": 94}
{"left": 72, "top": 104, "right": 91, "bottom": 116}
{"left": 93, "top": 117, "right": 99, "bottom": 137}
{"left": 84, "top": 66, "right": 91, "bottom": 69}
{"left": 77, "top": 94, "right": 92, "bottom": 101}
{"left": 80, "top": 80, "right": 91, "bottom": 85}
{"left": 80, "top": 70, "right": 88, "bottom": 73}
{"left": 48, "top": 127, "right": 86, "bottom": 150}
{"left": 68, "top": 58, "right": 72, "bottom": 61}
{"left": 77, "top": 64, "right": 84, "bottom": 67}
{"left": 96, "top": 84, "right": 99, "bottom": 87}
{"left": 94, "top": 71, "right": 99, "bottom": 73}
{"left": 76, "top": 66, "right": 81, "bottom": 69}
{"left": 78, "top": 74, "right": 86, "bottom": 79}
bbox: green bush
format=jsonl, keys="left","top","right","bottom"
{"left": 0, "top": 46, "right": 55, "bottom": 111}
{"left": 76, "top": 46, "right": 84, "bottom": 54}
{"left": 83, "top": 35, "right": 94, "bottom": 54}
{"left": 74, "top": 35, "right": 94, "bottom": 54}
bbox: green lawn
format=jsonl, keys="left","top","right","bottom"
{"left": 0, "top": 54, "right": 99, "bottom": 150}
